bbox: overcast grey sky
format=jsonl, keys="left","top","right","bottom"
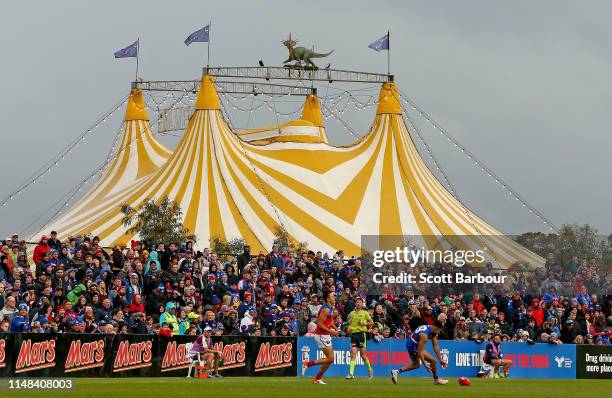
{"left": 0, "top": 0, "right": 610, "bottom": 239}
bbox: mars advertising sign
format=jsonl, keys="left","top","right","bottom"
{"left": 0, "top": 339, "right": 6, "bottom": 368}
{"left": 112, "top": 339, "right": 153, "bottom": 372}
{"left": 255, "top": 341, "right": 293, "bottom": 372}
{"left": 213, "top": 340, "right": 247, "bottom": 371}
{"left": 161, "top": 341, "right": 191, "bottom": 372}
{"left": 15, "top": 338, "right": 56, "bottom": 373}
{"left": 64, "top": 338, "right": 106, "bottom": 373}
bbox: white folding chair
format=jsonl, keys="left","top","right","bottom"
{"left": 185, "top": 343, "right": 203, "bottom": 378}
{"left": 478, "top": 349, "right": 494, "bottom": 378}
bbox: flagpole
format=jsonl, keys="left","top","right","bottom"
{"left": 207, "top": 21, "right": 211, "bottom": 69}
{"left": 387, "top": 30, "right": 390, "bottom": 76}
{"left": 136, "top": 38, "right": 140, "bottom": 82}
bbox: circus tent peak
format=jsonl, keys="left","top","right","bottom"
{"left": 237, "top": 94, "right": 328, "bottom": 144}
{"left": 89, "top": 87, "right": 172, "bottom": 194}
{"left": 195, "top": 75, "right": 221, "bottom": 110}
{"left": 30, "top": 87, "right": 172, "bottom": 240}
{"left": 376, "top": 82, "right": 402, "bottom": 115}
{"left": 301, "top": 95, "right": 324, "bottom": 127}
{"left": 125, "top": 88, "right": 150, "bottom": 121}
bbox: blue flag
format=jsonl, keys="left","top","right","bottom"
{"left": 114, "top": 41, "right": 138, "bottom": 58}
{"left": 184, "top": 25, "right": 210, "bottom": 46}
{"left": 368, "top": 33, "right": 389, "bottom": 52}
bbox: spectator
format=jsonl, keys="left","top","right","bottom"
{"left": 47, "top": 231, "right": 61, "bottom": 251}
{"left": 0, "top": 319, "right": 10, "bottom": 333}
{"left": 0, "top": 296, "right": 17, "bottom": 323}
{"left": 240, "top": 306, "right": 257, "bottom": 334}
{"left": 237, "top": 246, "right": 251, "bottom": 272}
{"left": 159, "top": 322, "right": 172, "bottom": 337}
{"left": 67, "top": 282, "right": 86, "bottom": 305}
{"left": 454, "top": 317, "right": 469, "bottom": 340}
{"left": 159, "top": 302, "right": 179, "bottom": 334}
{"left": 525, "top": 318, "right": 538, "bottom": 340}
{"left": 466, "top": 309, "right": 484, "bottom": 337}
{"left": 10, "top": 303, "right": 30, "bottom": 332}
{"left": 561, "top": 319, "right": 580, "bottom": 343}
{"left": 129, "top": 294, "right": 145, "bottom": 314}
{"left": 573, "top": 335, "right": 585, "bottom": 344}
{"left": 0, "top": 256, "right": 12, "bottom": 283}
{"left": 33, "top": 236, "right": 51, "bottom": 266}
{"left": 266, "top": 244, "right": 283, "bottom": 269}
{"left": 550, "top": 332, "right": 563, "bottom": 345}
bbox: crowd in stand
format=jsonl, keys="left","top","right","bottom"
{"left": 0, "top": 231, "right": 610, "bottom": 346}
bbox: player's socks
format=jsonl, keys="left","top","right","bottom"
{"left": 364, "top": 357, "right": 372, "bottom": 372}
{"left": 349, "top": 359, "right": 356, "bottom": 376}
{"left": 315, "top": 370, "right": 324, "bottom": 380}
{"left": 397, "top": 368, "right": 407, "bottom": 374}
{"left": 306, "top": 361, "right": 315, "bottom": 367}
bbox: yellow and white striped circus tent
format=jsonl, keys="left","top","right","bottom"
{"left": 33, "top": 75, "right": 542, "bottom": 267}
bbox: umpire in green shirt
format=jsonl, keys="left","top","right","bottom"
{"left": 346, "top": 296, "right": 374, "bottom": 379}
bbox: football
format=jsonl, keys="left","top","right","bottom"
{"left": 458, "top": 377, "right": 471, "bottom": 386}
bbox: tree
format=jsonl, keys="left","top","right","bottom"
{"left": 516, "top": 223, "right": 610, "bottom": 271}
{"left": 210, "top": 236, "right": 247, "bottom": 261}
{"left": 272, "top": 226, "right": 308, "bottom": 254}
{"left": 515, "top": 231, "right": 553, "bottom": 258}
{"left": 120, "top": 197, "right": 196, "bottom": 244}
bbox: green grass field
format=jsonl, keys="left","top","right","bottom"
{"left": 0, "top": 377, "right": 608, "bottom": 398}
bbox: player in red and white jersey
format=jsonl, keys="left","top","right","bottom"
{"left": 301, "top": 291, "right": 338, "bottom": 384}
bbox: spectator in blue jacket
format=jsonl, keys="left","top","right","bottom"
{"left": 266, "top": 244, "right": 284, "bottom": 269}
{"left": 10, "top": 303, "right": 30, "bottom": 332}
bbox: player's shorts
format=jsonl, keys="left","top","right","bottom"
{"left": 483, "top": 356, "right": 499, "bottom": 365}
{"left": 351, "top": 332, "right": 367, "bottom": 349}
{"left": 405, "top": 339, "right": 418, "bottom": 358}
{"left": 314, "top": 334, "right": 333, "bottom": 349}
{"left": 187, "top": 350, "right": 199, "bottom": 359}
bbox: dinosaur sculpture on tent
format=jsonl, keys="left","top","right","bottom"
{"left": 282, "top": 33, "right": 333, "bottom": 68}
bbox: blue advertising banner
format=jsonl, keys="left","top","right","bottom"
{"left": 297, "top": 338, "right": 577, "bottom": 379}
{"left": 501, "top": 342, "right": 576, "bottom": 379}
